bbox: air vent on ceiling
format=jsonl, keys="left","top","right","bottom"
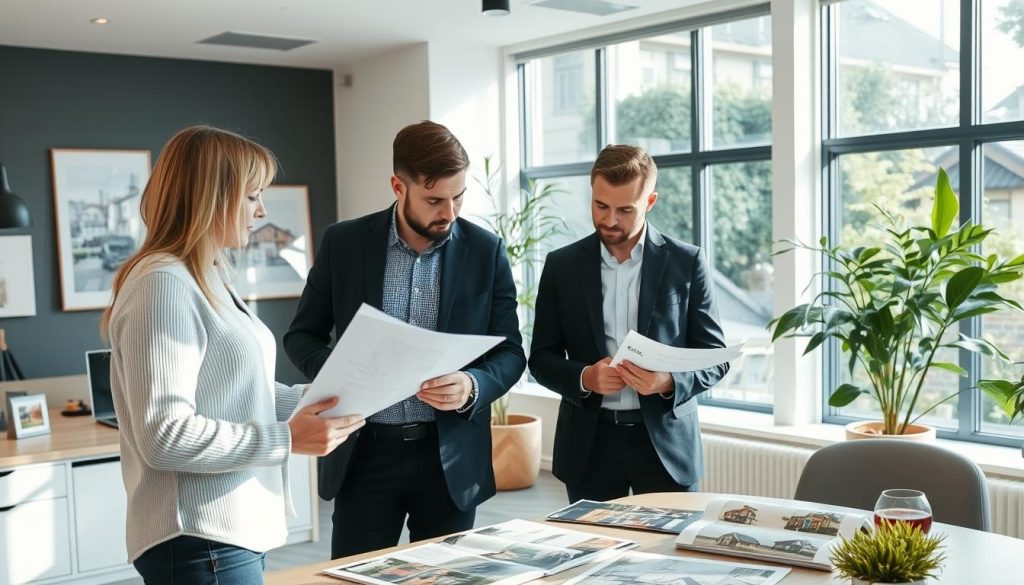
{"left": 198, "top": 31, "right": 317, "bottom": 52}
{"left": 527, "top": 0, "right": 637, "bottom": 16}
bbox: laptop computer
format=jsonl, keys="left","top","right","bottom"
{"left": 86, "top": 349, "right": 118, "bottom": 429}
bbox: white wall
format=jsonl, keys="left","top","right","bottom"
{"left": 333, "top": 43, "right": 431, "bottom": 221}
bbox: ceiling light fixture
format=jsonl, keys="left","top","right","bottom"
{"left": 482, "top": 0, "right": 510, "bottom": 16}
{"left": 0, "top": 164, "right": 32, "bottom": 229}
{"left": 90, "top": 17, "right": 109, "bottom": 25}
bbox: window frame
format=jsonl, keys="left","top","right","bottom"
{"left": 820, "top": 0, "right": 1024, "bottom": 446}
{"left": 516, "top": 5, "right": 775, "bottom": 414}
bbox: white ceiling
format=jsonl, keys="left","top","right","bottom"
{"left": 0, "top": 0, "right": 706, "bottom": 70}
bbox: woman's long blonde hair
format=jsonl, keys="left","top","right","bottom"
{"left": 101, "top": 126, "right": 277, "bottom": 332}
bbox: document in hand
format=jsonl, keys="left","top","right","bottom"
{"left": 609, "top": 329, "right": 743, "bottom": 372}
{"left": 322, "top": 519, "right": 636, "bottom": 585}
{"left": 674, "top": 497, "right": 872, "bottom": 571}
{"left": 293, "top": 303, "right": 504, "bottom": 419}
{"left": 564, "top": 550, "right": 790, "bottom": 585}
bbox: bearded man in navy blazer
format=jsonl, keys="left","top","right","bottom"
{"left": 529, "top": 144, "right": 729, "bottom": 503}
{"left": 284, "top": 121, "right": 525, "bottom": 558}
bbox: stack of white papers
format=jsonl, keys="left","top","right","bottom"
{"left": 293, "top": 304, "right": 504, "bottom": 419}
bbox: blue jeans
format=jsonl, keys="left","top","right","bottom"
{"left": 133, "top": 536, "right": 266, "bottom": 585}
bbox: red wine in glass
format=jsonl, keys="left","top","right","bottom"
{"left": 873, "top": 508, "right": 934, "bottom": 533}
{"left": 873, "top": 489, "right": 933, "bottom": 534}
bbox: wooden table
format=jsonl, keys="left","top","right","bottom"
{"left": 0, "top": 407, "right": 120, "bottom": 468}
{"left": 265, "top": 491, "right": 1015, "bottom": 584}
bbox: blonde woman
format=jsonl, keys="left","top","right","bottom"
{"left": 103, "top": 126, "right": 364, "bottom": 584}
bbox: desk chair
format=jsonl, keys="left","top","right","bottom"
{"left": 794, "top": 439, "right": 990, "bottom": 531}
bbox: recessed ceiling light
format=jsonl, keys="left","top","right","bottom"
{"left": 90, "top": 17, "right": 109, "bottom": 25}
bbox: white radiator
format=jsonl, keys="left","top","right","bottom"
{"left": 701, "top": 433, "right": 1024, "bottom": 539}
{"left": 702, "top": 433, "right": 814, "bottom": 499}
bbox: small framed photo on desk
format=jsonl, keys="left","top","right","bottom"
{"left": 8, "top": 394, "right": 50, "bottom": 439}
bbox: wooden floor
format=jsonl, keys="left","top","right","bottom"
{"left": 109, "top": 471, "right": 566, "bottom": 584}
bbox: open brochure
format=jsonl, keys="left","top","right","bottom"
{"left": 324, "top": 519, "right": 636, "bottom": 584}
{"left": 547, "top": 499, "right": 702, "bottom": 534}
{"left": 565, "top": 550, "right": 790, "bottom": 585}
{"left": 675, "top": 497, "right": 871, "bottom": 571}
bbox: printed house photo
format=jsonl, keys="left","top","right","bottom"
{"left": 232, "top": 184, "right": 314, "bottom": 300}
{"left": 693, "top": 523, "right": 830, "bottom": 563}
{"left": 722, "top": 505, "right": 759, "bottom": 525}
{"left": 50, "top": 148, "right": 151, "bottom": 311}
{"left": 782, "top": 512, "right": 842, "bottom": 536}
{"left": 0, "top": 236, "right": 36, "bottom": 318}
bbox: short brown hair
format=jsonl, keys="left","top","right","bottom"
{"left": 590, "top": 144, "right": 657, "bottom": 192}
{"left": 393, "top": 121, "right": 469, "bottom": 188}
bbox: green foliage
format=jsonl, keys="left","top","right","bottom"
{"left": 477, "top": 156, "right": 568, "bottom": 425}
{"left": 831, "top": 521, "right": 946, "bottom": 583}
{"left": 769, "top": 169, "right": 1024, "bottom": 435}
{"left": 998, "top": 0, "right": 1024, "bottom": 47}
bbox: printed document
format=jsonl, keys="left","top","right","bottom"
{"left": 609, "top": 329, "right": 743, "bottom": 372}
{"left": 294, "top": 303, "right": 503, "bottom": 418}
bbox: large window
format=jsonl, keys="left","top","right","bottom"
{"left": 517, "top": 7, "right": 774, "bottom": 411}
{"left": 822, "top": 0, "right": 1024, "bottom": 445}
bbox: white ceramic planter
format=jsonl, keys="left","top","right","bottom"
{"left": 850, "top": 579, "right": 927, "bottom": 585}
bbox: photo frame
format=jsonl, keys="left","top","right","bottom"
{"left": 8, "top": 393, "right": 49, "bottom": 439}
{"left": 0, "top": 236, "right": 36, "bottom": 318}
{"left": 51, "top": 148, "right": 152, "bottom": 311}
{"left": 232, "top": 184, "right": 315, "bottom": 300}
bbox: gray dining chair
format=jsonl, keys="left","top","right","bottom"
{"left": 794, "top": 439, "right": 990, "bottom": 531}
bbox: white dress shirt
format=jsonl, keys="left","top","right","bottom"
{"left": 589, "top": 223, "right": 647, "bottom": 410}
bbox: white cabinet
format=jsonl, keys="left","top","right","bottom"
{"left": 71, "top": 458, "right": 128, "bottom": 573}
{"left": 0, "top": 497, "right": 72, "bottom": 584}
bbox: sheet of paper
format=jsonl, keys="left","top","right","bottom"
{"left": 293, "top": 303, "right": 504, "bottom": 419}
{"left": 609, "top": 330, "right": 743, "bottom": 372}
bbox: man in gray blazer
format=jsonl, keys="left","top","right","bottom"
{"left": 528, "top": 144, "right": 730, "bottom": 502}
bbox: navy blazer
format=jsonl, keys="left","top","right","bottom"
{"left": 284, "top": 206, "right": 526, "bottom": 509}
{"left": 528, "top": 225, "right": 728, "bottom": 487}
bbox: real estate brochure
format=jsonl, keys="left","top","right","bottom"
{"left": 674, "top": 497, "right": 871, "bottom": 571}
{"left": 547, "top": 499, "right": 702, "bottom": 534}
{"left": 564, "top": 550, "right": 790, "bottom": 585}
{"left": 323, "top": 519, "right": 636, "bottom": 585}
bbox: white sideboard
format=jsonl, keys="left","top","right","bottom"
{"left": 0, "top": 411, "right": 317, "bottom": 585}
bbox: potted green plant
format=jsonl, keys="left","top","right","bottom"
{"left": 478, "top": 156, "right": 568, "bottom": 489}
{"left": 770, "top": 169, "right": 1024, "bottom": 438}
{"left": 831, "top": 520, "right": 946, "bottom": 584}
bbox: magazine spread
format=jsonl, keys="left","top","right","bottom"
{"left": 674, "top": 497, "right": 871, "bottom": 571}
{"left": 564, "top": 550, "right": 791, "bottom": 585}
{"left": 324, "top": 519, "right": 636, "bottom": 584}
{"left": 547, "top": 499, "right": 702, "bottom": 534}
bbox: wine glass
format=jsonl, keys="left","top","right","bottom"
{"left": 873, "top": 489, "right": 933, "bottom": 533}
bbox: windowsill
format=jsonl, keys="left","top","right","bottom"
{"left": 513, "top": 383, "right": 1024, "bottom": 481}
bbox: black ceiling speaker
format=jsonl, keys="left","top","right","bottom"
{"left": 483, "top": 0, "right": 511, "bottom": 16}
{"left": 0, "top": 163, "right": 32, "bottom": 229}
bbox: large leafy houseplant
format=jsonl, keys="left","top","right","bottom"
{"left": 477, "top": 156, "right": 568, "bottom": 425}
{"left": 770, "top": 169, "right": 1024, "bottom": 435}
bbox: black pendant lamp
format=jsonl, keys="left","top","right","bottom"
{"left": 0, "top": 163, "right": 32, "bottom": 229}
{"left": 483, "top": 0, "right": 510, "bottom": 16}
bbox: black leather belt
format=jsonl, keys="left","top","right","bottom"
{"left": 598, "top": 409, "right": 643, "bottom": 426}
{"left": 366, "top": 422, "right": 436, "bottom": 441}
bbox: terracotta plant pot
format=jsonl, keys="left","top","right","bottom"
{"left": 491, "top": 413, "right": 542, "bottom": 491}
{"left": 845, "top": 421, "right": 936, "bottom": 442}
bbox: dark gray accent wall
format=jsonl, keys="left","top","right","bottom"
{"left": 0, "top": 45, "right": 336, "bottom": 384}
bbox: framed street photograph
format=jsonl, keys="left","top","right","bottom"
{"left": 51, "top": 148, "right": 151, "bottom": 311}
{"left": 232, "top": 184, "right": 314, "bottom": 300}
{"left": 8, "top": 394, "right": 50, "bottom": 439}
{"left": 0, "top": 235, "right": 36, "bottom": 318}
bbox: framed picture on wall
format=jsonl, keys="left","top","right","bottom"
{"left": 232, "top": 184, "right": 315, "bottom": 300}
{"left": 50, "top": 148, "right": 151, "bottom": 311}
{"left": 0, "top": 235, "right": 36, "bottom": 318}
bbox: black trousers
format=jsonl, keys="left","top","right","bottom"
{"left": 565, "top": 419, "right": 694, "bottom": 503}
{"left": 330, "top": 423, "right": 476, "bottom": 559}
